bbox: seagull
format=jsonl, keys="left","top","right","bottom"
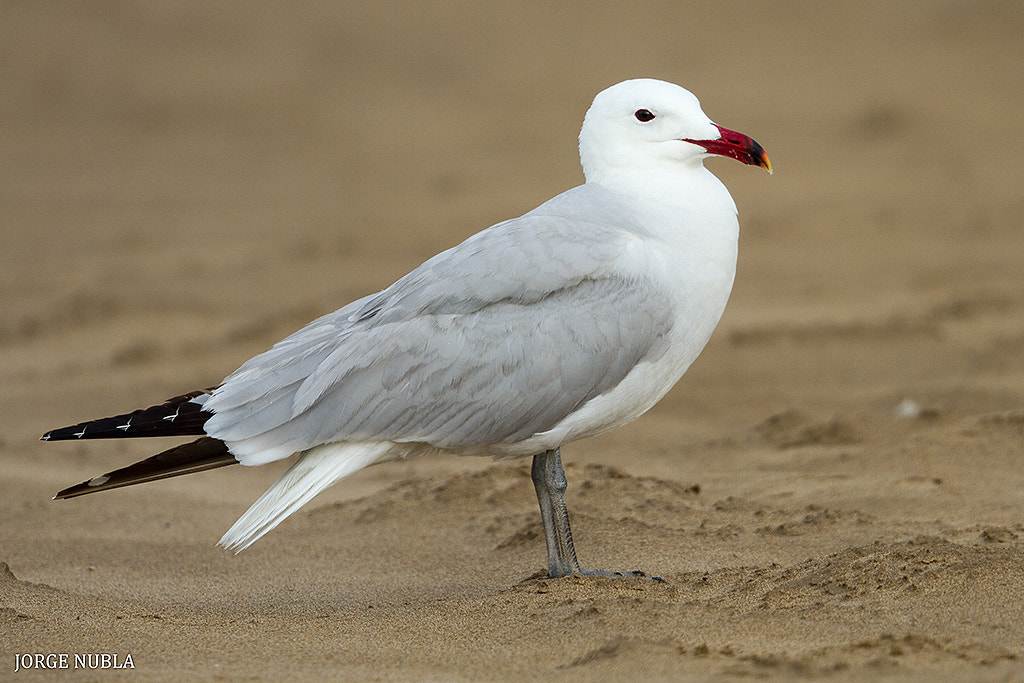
{"left": 43, "top": 79, "right": 770, "bottom": 578}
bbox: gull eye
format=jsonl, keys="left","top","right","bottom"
{"left": 634, "top": 109, "right": 655, "bottom": 122}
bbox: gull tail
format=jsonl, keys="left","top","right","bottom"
{"left": 218, "top": 442, "right": 392, "bottom": 552}
{"left": 54, "top": 437, "right": 237, "bottom": 499}
{"left": 42, "top": 389, "right": 217, "bottom": 441}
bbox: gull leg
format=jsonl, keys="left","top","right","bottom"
{"left": 530, "top": 448, "right": 662, "bottom": 581}
{"left": 531, "top": 448, "right": 580, "bottom": 578}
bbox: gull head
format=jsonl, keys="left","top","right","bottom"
{"left": 579, "top": 78, "right": 771, "bottom": 183}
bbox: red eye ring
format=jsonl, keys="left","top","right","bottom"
{"left": 634, "top": 109, "right": 655, "bottom": 122}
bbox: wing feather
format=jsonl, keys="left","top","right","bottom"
{"left": 204, "top": 186, "right": 675, "bottom": 464}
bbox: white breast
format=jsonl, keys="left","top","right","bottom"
{"left": 497, "top": 170, "right": 740, "bottom": 457}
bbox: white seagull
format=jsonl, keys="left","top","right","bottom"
{"left": 44, "top": 79, "right": 770, "bottom": 578}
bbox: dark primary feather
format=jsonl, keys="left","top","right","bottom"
{"left": 44, "top": 388, "right": 234, "bottom": 499}
{"left": 53, "top": 437, "right": 237, "bottom": 499}
{"left": 41, "top": 389, "right": 216, "bottom": 441}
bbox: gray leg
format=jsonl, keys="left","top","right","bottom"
{"left": 530, "top": 448, "right": 662, "bottom": 581}
{"left": 531, "top": 448, "right": 580, "bottom": 578}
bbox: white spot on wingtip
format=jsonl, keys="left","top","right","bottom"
{"left": 87, "top": 475, "right": 110, "bottom": 487}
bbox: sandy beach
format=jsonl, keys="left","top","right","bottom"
{"left": 2, "top": 2, "right": 1024, "bottom": 679}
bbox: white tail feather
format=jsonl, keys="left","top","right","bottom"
{"left": 218, "top": 442, "right": 392, "bottom": 552}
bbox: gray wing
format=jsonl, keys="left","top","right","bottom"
{"left": 204, "top": 187, "right": 674, "bottom": 463}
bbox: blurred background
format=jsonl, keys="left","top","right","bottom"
{"left": 4, "top": 2, "right": 1022, "bottom": 432}
{"left": 2, "top": 2, "right": 1024, "bottom": 677}
{"left": 3, "top": 0, "right": 1023, "bottom": 506}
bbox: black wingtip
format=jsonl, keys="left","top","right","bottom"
{"left": 52, "top": 437, "right": 237, "bottom": 500}
{"left": 42, "top": 423, "right": 94, "bottom": 441}
{"left": 54, "top": 473, "right": 116, "bottom": 500}
{"left": 41, "top": 388, "right": 217, "bottom": 442}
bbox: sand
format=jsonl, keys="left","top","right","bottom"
{"left": 2, "top": 1, "right": 1024, "bottom": 680}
